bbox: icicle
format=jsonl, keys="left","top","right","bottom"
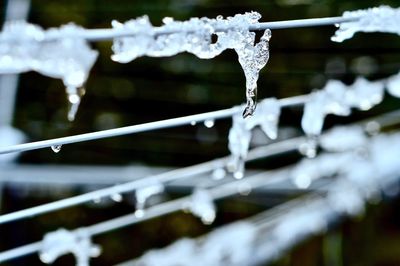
{"left": 189, "top": 188, "right": 216, "bottom": 224}
{"left": 345, "top": 77, "right": 384, "bottom": 111}
{"left": 386, "top": 71, "right": 400, "bottom": 98}
{"left": 135, "top": 182, "right": 164, "bottom": 217}
{"left": 0, "top": 21, "right": 44, "bottom": 74}
{"left": 39, "top": 228, "right": 101, "bottom": 266}
{"left": 111, "top": 12, "right": 271, "bottom": 116}
{"left": 332, "top": 6, "right": 400, "bottom": 42}
{"left": 245, "top": 98, "right": 280, "bottom": 139}
{"left": 227, "top": 112, "right": 251, "bottom": 177}
{"left": 32, "top": 23, "right": 98, "bottom": 121}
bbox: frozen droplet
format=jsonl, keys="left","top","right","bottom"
{"left": 135, "top": 183, "right": 164, "bottom": 215}
{"left": 111, "top": 193, "right": 123, "bottom": 202}
{"left": 212, "top": 168, "right": 226, "bottom": 180}
{"left": 216, "top": 15, "right": 224, "bottom": 20}
{"left": 190, "top": 188, "right": 216, "bottom": 224}
{"left": 293, "top": 173, "right": 312, "bottom": 189}
{"left": 51, "top": 145, "right": 62, "bottom": 153}
{"left": 298, "top": 137, "right": 318, "bottom": 158}
{"left": 204, "top": 119, "right": 215, "bottom": 128}
{"left": 92, "top": 197, "right": 101, "bottom": 204}
{"left": 190, "top": 120, "right": 197, "bottom": 126}
{"left": 332, "top": 6, "right": 400, "bottom": 43}
{"left": 135, "top": 209, "right": 145, "bottom": 218}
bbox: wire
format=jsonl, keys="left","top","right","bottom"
{"left": 39, "top": 16, "right": 361, "bottom": 42}
{"left": 0, "top": 94, "right": 309, "bottom": 155}
{"left": 0, "top": 137, "right": 303, "bottom": 225}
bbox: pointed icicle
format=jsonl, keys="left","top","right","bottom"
{"left": 332, "top": 6, "right": 400, "bottom": 42}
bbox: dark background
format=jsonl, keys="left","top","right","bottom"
{"left": 1, "top": 0, "right": 400, "bottom": 265}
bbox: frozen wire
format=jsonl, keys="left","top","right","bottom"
{"left": 39, "top": 16, "right": 361, "bottom": 42}
{"left": 0, "top": 168, "right": 291, "bottom": 263}
{"left": 0, "top": 94, "right": 309, "bottom": 155}
{"left": 0, "top": 137, "right": 303, "bottom": 225}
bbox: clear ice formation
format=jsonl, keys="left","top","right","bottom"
{"left": 39, "top": 228, "right": 101, "bottom": 266}
{"left": 112, "top": 12, "right": 271, "bottom": 117}
{"left": 301, "top": 77, "right": 384, "bottom": 138}
{"left": 189, "top": 188, "right": 216, "bottom": 224}
{"left": 228, "top": 98, "right": 280, "bottom": 177}
{"left": 135, "top": 182, "right": 164, "bottom": 217}
{"left": 386, "top": 71, "right": 400, "bottom": 98}
{"left": 0, "top": 22, "right": 98, "bottom": 121}
{"left": 332, "top": 6, "right": 400, "bottom": 42}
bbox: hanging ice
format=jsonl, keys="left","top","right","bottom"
{"left": 332, "top": 6, "right": 400, "bottom": 42}
{"left": 189, "top": 188, "right": 216, "bottom": 224}
{"left": 228, "top": 99, "right": 280, "bottom": 176}
{"left": 32, "top": 24, "right": 98, "bottom": 121}
{"left": 51, "top": 145, "right": 62, "bottom": 153}
{"left": 0, "top": 21, "right": 44, "bottom": 74}
{"left": 386, "top": 71, "right": 400, "bottom": 98}
{"left": 112, "top": 12, "right": 271, "bottom": 118}
{"left": 39, "top": 228, "right": 101, "bottom": 266}
{"left": 135, "top": 182, "right": 164, "bottom": 217}
{"left": 345, "top": 77, "right": 384, "bottom": 111}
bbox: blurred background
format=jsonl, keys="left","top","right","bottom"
{"left": 1, "top": 0, "right": 400, "bottom": 265}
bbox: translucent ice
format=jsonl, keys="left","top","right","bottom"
{"left": 228, "top": 99, "right": 280, "bottom": 175}
{"left": 40, "top": 228, "right": 101, "bottom": 266}
{"left": 386, "top": 71, "right": 400, "bottom": 98}
{"left": 189, "top": 188, "right": 216, "bottom": 224}
{"left": 0, "top": 21, "right": 44, "bottom": 74}
{"left": 32, "top": 24, "right": 98, "bottom": 121}
{"left": 112, "top": 12, "right": 271, "bottom": 117}
{"left": 332, "top": 6, "right": 400, "bottom": 42}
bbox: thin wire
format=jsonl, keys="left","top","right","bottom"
{"left": 43, "top": 16, "right": 360, "bottom": 42}
{"left": 0, "top": 94, "right": 309, "bottom": 155}
{"left": 0, "top": 137, "right": 303, "bottom": 225}
{"left": 0, "top": 168, "right": 291, "bottom": 263}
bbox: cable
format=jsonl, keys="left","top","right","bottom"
{"left": 0, "top": 94, "right": 309, "bottom": 155}
{"left": 0, "top": 137, "right": 303, "bottom": 225}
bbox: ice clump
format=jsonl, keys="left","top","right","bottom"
{"left": 320, "top": 126, "right": 367, "bottom": 152}
{"left": 332, "top": 6, "right": 400, "bottom": 42}
{"left": 189, "top": 188, "right": 216, "bottom": 224}
{"left": 228, "top": 98, "right": 280, "bottom": 177}
{"left": 112, "top": 12, "right": 271, "bottom": 117}
{"left": 386, "top": 71, "right": 400, "bottom": 98}
{"left": 39, "top": 228, "right": 101, "bottom": 266}
{"left": 134, "top": 182, "right": 164, "bottom": 217}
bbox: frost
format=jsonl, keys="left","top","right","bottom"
{"left": 228, "top": 99, "right": 280, "bottom": 176}
{"left": 386, "top": 71, "right": 400, "bottom": 98}
{"left": 39, "top": 228, "right": 101, "bottom": 266}
{"left": 189, "top": 188, "right": 216, "bottom": 224}
{"left": 319, "top": 126, "right": 367, "bottom": 152}
{"left": 332, "top": 6, "right": 400, "bottom": 42}
{"left": 345, "top": 77, "right": 384, "bottom": 111}
{"left": 111, "top": 12, "right": 271, "bottom": 118}
{"left": 0, "top": 21, "right": 44, "bottom": 74}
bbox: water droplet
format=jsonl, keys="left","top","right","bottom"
{"left": 216, "top": 15, "right": 224, "bottom": 20}
{"left": 190, "top": 121, "right": 197, "bottom": 126}
{"left": 51, "top": 145, "right": 62, "bottom": 153}
{"left": 135, "top": 209, "right": 144, "bottom": 218}
{"left": 204, "top": 119, "right": 215, "bottom": 128}
{"left": 111, "top": 193, "right": 123, "bottom": 202}
{"left": 212, "top": 168, "right": 226, "bottom": 180}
